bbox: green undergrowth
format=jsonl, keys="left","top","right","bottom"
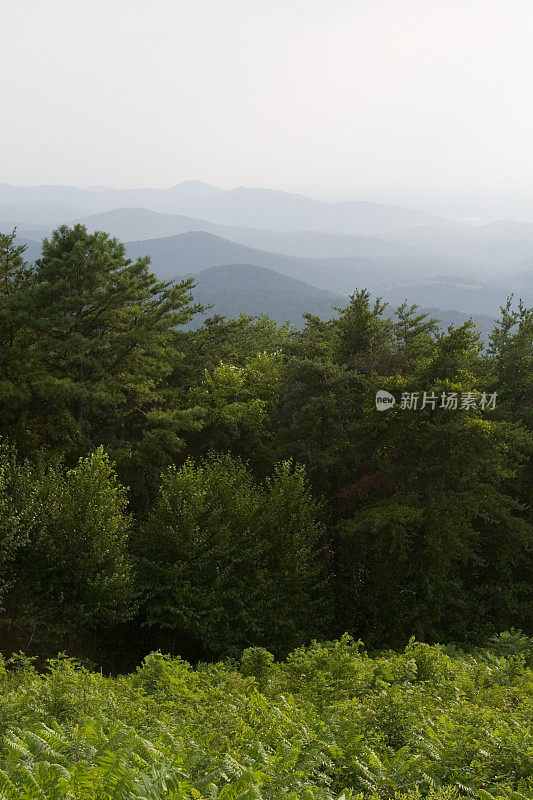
{"left": 0, "top": 633, "right": 530, "bottom": 799}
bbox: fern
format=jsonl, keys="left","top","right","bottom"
{"left": 0, "top": 640, "right": 529, "bottom": 799}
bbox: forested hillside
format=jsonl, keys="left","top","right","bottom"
{"left": 0, "top": 224, "right": 531, "bottom": 798}
{"left": 0, "top": 224, "right": 530, "bottom": 664}
{"left": 5, "top": 0, "right": 533, "bottom": 791}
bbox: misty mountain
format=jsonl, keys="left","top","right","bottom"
{"left": 123, "top": 230, "right": 447, "bottom": 297}
{"left": 124, "top": 231, "right": 285, "bottom": 278}
{"left": 184, "top": 263, "right": 496, "bottom": 339}
{"left": 3, "top": 207, "right": 427, "bottom": 262}
{"left": 15, "top": 227, "right": 526, "bottom": 316}
{"left": 185, "top": 264, "right": 342, "bottom": 327}
{"left": 7, "top": 203, "right": 533, "bottom": 284}
{"left": 219, "top": 228, "right": 426, "bottom": 260}
{"left": 69, "top": 207, "right": 430, "bottom": 261}
{"left": 12, "top": 234, "right": 497, "bottom": 337}
{"left": 14, "top": 228, "right": 470, "bottom": 302}
{"left": 147, "top": 187, "right": 443, "bottom": 234}
{"left": 123, "top": 230, "right": 460, "bottom": 287}
{"left": 124, "top": 231, "right": 517, "bottom": 314}
{"left": 0, "top": 182, "right": 444, "bottom": 235}
{"left": 77, "top": 208, "right": 223, "bottom": 241}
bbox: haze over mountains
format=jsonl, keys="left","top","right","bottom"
{"left": 0, "top": 181, "right": 440, "bottom": 234}
{"left": 2, "top": 181, "right": 531, "bottom": 333}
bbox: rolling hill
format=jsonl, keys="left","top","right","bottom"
{"left": 0, "top": 182, "right": 445, "bottom": 234}
{"left": 11, "top": 235, "right": 497, "bottom": 337}
{"left": 123, "top": 230, "right": 465, "bottom": 288}
{"left": 15, "top": 228, "right": 525, "bottom": 317}
{"left": 146, "top": 186, "right": 443, "bottom": 234}
{"left": 75, "top": 208, "right": 439, "bottom": 261}
{"left": 184, "top": 264, "right": 343, "bottom": 327}
{"left": 3, "top": 207, "right": 432, "bottom": 262}
{"left": 124, "top": 231, "right": 517, "bottom": 314}
{"left": 6, "top": 206, "right": 533, "bottom": 289}
{"left": 183, "top": 263, "right": 496, "bottom": 339}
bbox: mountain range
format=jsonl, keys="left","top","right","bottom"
{"left": 0, "top": 181, "right": 441, "bottom": 234}
{"left": 13, "top": 232, "right": 497, "bottom": 338}
{"left": 179, "top": 263, "right": 496, "bottom": 340}
{"left": 122, "top": 231, "right": 522, "bottom": 315}
{"left": 2, "top": 181, "right": 531, "bottom": 335}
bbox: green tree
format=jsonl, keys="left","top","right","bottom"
{"left": 275, "top": 355, "right": 360, "bottom": 495}
{"left": 186, "top": 350, "right": 282, "bottom": 465}
{"left": 134, "top": 453, "right": 326, "bottom": 656}
{"left": 0, "top": 232, "right": 36, "bottom": 440}
{"left": 392, "top": 300, "right": 440, "bottom": 370}
{"left": 0, "top": 442, "right": 35, "bottom": 610}
{"left": 339, "top": 324, "right": 532, "bottom": 644}
{"left": 487, "top": 296, "right": 532, "bottom": 429}
{"left": 175, "top": 313, "right": 290, "bottom": 383}
{"left": 4, "top": 447, "right": 134, "bottom": 649}
{"left": 2, "top": 225, "right": 201, "bottom": 499}
{"left": 333, "top": 289, "right": 396, "bottom": 374}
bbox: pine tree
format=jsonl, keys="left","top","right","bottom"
{"left": 4, "top": 225, "right": 201, "bottom": 499}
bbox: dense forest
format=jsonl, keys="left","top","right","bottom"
{"left": 0, "top": 224, "right": 531, "bottom": 798}
{"left": 0, "top": 224, "right": 530, "bottom": 666}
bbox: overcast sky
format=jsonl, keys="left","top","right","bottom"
{"left": 2, "top": 0, "right": 533, "bottom": 213}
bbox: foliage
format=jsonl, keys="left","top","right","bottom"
{"left": 1, "top": 447, "right": 134, "bottom": 649}
{"left": 273, "top": 291, "right": 532, "bottom": 645}
{"left": 134, "top": 453, "right": 326, "bottom": 656}
{"left": 0, "top": 223, "right": 530, "bottom": 665}
{"left": 0, "top": 442, "right": 35, "bottom": 608}
{"left": 187, "top": 350, "right": 282, "bottom": 462}
{"left": 0, "top": 225, "right": 531, "bottom": 797}
{"left": 0, "top": 639, "right": 529, "bottom": 799}
{"left": 0, "top": 227, "right": 201, "bottom": 501}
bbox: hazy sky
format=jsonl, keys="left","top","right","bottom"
{"left": 2, "top": 0, "right": 533, "bottom": 212}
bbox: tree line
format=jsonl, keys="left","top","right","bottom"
{"left": 0, "top": 225, "right": 531, "bottom": 667}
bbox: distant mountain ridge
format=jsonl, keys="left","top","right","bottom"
{"left": 3, "top": 181, "right": 530, "bottom": 324}
{"left": 3, "top": 206, "right": 448, "bottom": 263}
{"left": 179, "top": 263, "right": 496, "bottom": 339}
{"left": 72, "top": 208, "right": 440, "bottom": 260}
{"left": 0, "top": 182, "right": 444, "bottom": 234}
{"left": 14, "top": 227, "right": 529, "bottom": 316}
{"left": 123, "top": 230, "right": 458, "bottom": 286}
{"left": 12, "top": 234, "right": 497, "bottom": 337}
{"left": 5, "top": 204, "right": 533, "bottom": 280}
{"left": 123, "top": 230, "right": 517, "bottom": 314}
{"left": 183, "top": 263, "right": 342, "bottom": 327}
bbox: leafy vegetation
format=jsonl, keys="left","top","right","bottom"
{"left": 0, "top": 226, "right": 531, "bottom": 659}
{"left": 0, "top": 636, "right": 530, "bottom": 799}
{"left": 0, "top": 225, "right": 530, "bottom": 796}
{"left": 134, "top": 453, "right": 326, "bottom": 656}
